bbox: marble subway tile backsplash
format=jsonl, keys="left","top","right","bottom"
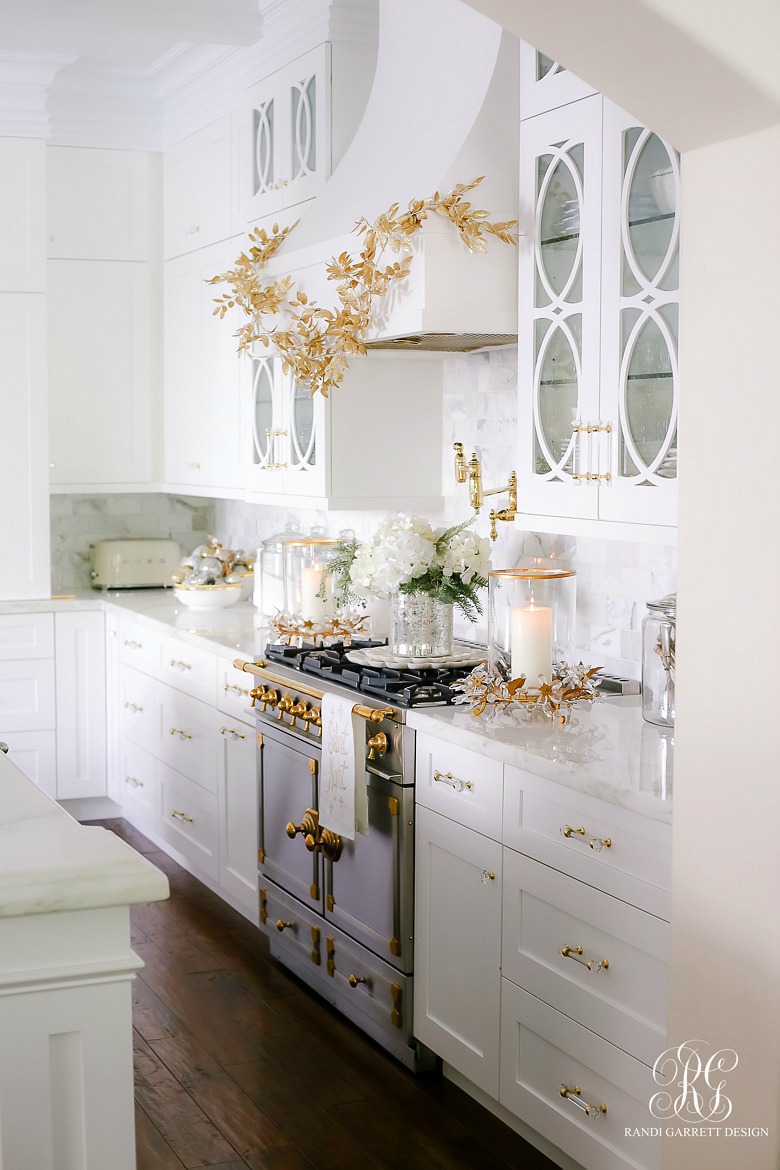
{"left": 50, "top": 494, "right": 213, "bottom": 594}
{"left": 49, "top": 349, "right": 676, "bottom": 676}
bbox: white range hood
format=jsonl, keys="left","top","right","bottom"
{"left": 260, "top": 0, "right": 520, "bottom": 350}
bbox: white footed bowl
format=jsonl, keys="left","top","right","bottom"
{"left": 173, "top": 583, "right": 243, "bottom": 610}
{"left": 649, "top": 169, "right": 675, "bottom": 215}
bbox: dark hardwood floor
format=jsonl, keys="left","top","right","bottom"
{"left": 92, "top": 818, "right": 558, "bottom": 1170}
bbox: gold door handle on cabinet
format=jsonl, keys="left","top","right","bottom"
{"left": 562, "top": 825, "right": 585, "bottom": 839}
{"left": 124, "top": 775, "right": 143, "bottom": 788}
{"left": 224, "top": 683, "right": 248, "bottom": 696}
{"left": 169, "top": 659, "right": 192, "bottom": 671}
{"left": 124, "top": 702, "right": 143, "bottom": 713}
{"left": 123, "top": 639, "right": 142, "bottom": 649}
{"left": 480, "top": 870, "right": 496, "bottom": 883}
{"left": 276, "top": 919, "right": 295, "bottom": 932}
{"left": 348, "top": 974, "right": 368, "bottom": 988}
{"left": 433, "top": 769, "right": 473, "bottom": 792}
{"left": 170, "top": 809, "right": 193, "bottom": 823}
{"left": 560, "top": 1085, "right": 607, "bottom": 1118}
{"left": 220, "top": 727, "right": 246, "bottom": 739}
{"left": 169, "top": 727, "right": 193, "bottom": 740}
{"left": 589, "top": 836, "right": 612, "bottom": 852}
{"left": 560, "top": 945, "right": 609, "bottom": 973}
{"left": 286, "top": 809, "right": 319, "bottom": 841}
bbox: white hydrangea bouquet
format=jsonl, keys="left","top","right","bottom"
{"left": 325, "top": 514, "right": 491, "bottom": 621}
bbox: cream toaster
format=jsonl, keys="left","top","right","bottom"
{"left": 90, "top": 539, "right": 181, "bottom": 589}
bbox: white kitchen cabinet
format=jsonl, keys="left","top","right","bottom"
{"left": 0, "top": 615, "right": 56, "bottom": 792}
{"left": 164, "top": 116, "right": 236, "bottom": 259}
{"left": 0, "top": 294, "right": 50, "bottom": 600}
{"left": 159, "top": 759, "right": 220, "bottom": 881}
{"left": 218, "top": 721, "right": 259, "bottom": 918}
{"left": 245, "top": 351, "right": 444, "bottom": 509}
{"left": 414, "top": 804, "right": 502, "bottom": 1097}
{"left": 47, "top": 147, "right": 154, "bottom": 261}
{"left": 164, "top": 240, "right": 243, "bottom": 495}
{"left": 0, "top": 138, "right": 45, "bottom": 292}
{"left": 519, "top": 42, "right": 597, "bottom": 119}
{"left": 517, "top": 92, "right": 680, "bottom": 530}
{"left": 48, "top": 259, "right": 158, "bottom": 488}
{"left": 54, "top": 611, "right": 107, "bottom": 800}
{"left": 105, "top": 612, "right": 121, "bottom": 805}
{"left": 242, "top": 45, "right": 330, "bottom": 224}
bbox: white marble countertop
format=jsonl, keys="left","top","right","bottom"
{"left": 2, "top": 591, "right": 673, "bottom": 823}
{"left": 408, "top": 698, "right": 674, "bottom": 823}
{"left": 0, "top": 750, "right": 169, "bottom": 918}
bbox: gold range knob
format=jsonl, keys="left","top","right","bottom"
{"left": 250, "top": 686, "right": 278, "bottom": 710}
{"left": 286, "top": 809, "right": 318, "bottom": 842}
{"left": 367, "top": 732, "right": 388, "bottom": 760}
{"left": 304, "top": 706, "right": 322, "bottom": 728}
{"left": 288, "top": 700, "right": 308, "bottom": 726}
{"left": 276, "top": 694, "right": 294, "bottom": 719}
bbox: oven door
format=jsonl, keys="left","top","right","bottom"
{"left": 259, "top": 721, "right": 323, "bottom": 909}
{"left": 324, "top": 772, "right": 414, "bottom": 974}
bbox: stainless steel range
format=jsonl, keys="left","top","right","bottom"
{"left": 234, "top": 641, "right": 472, "bottom": 1072}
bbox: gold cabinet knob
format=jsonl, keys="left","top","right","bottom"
{"left": 170, "top": 809, "right": 193, "bottom": 823}
{"left": 348, "top": 974, "right": 368, "bottom": 988}
{"left": 276, "top": 920, "right": 295, "bottom": 932}
{"left": 367, "top": 731, "right": 387, "bottom": 760}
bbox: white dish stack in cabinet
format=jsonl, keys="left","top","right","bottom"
{"left": 517, "top": 49, "right": 680, "bottom": 532}
{"left": 114, "top": 618, "right": 259, "bottom": 920}
{"left": 414, "top": 730, "right": 671, "bottom": 1170}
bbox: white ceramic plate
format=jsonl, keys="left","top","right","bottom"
{"left": 173, "top": 584, "right": 243, "bottom": 610}
{"left": 346, "top": 644, "right": 486, "bottom": 670}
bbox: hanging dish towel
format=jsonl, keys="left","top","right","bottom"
{"left": 319, "top": 692, "right": 368, "bottom": 841}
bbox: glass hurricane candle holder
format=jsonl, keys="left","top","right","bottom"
{"left": 283, "top": 535, "right": 344, "bottom": 624}
{"left": 488, "top": 567, "right": 576, "bottom": 682}
{"left": 256, "top": 522, "right": 300, "bottom": 617}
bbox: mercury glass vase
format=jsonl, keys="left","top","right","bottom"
{"left": 389, "top": 591, "right": 454, "bottom": 658}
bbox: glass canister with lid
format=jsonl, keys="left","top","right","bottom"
{"left": 642, "top": 593, "right": 676, "bottom": 727}
{"left": 255, "top": 521, "right": 301, "bottom": 616}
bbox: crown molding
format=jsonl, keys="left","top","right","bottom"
{"left": 47, "top": 61, "right": 164, "bottom": 149}
{"left": 0, "top": 52, "right": 76, "bottom": 137}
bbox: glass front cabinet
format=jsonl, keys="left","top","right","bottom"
{"left": 245, "top": 352, "right": 328, "bottom": 499}
{"left": 517, "top": 87, "right": 680, "bottom": 529}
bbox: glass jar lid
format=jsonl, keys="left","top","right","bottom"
{"left": 646, "top": 592, "right": 676, "bottom": 618}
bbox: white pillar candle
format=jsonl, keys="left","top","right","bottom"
{"left": 300, "top": 565, "right": 333, "bottom": 620}
{"left": 510, "top": 603, "right": 553, "bottom": 681}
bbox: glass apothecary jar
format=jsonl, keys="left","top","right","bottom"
{"left": 283, "top": 534, "right": 345, "bottom": 622}
{"left": 642, "top": 593, "right": 676, "bottom": 727}
{"left": 255, "top": 522, "right": 300, "bottom": 617}
{"left": 488, "top": 567, "right": 576, "bottom": 681}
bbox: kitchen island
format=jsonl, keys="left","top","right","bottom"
{"left": 0, "top": 747, "right": 169, "bottom": 1170}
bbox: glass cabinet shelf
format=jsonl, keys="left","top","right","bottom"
{"left": 541, "top": 232, "right": 580, "bottom": 247}
{"left": 628, "top": 212, "right": 675, "bottom": 228}
{"left": 626, "top": 371, "right": 674, "bottom": 380}
{"left": 539, "top": 378, "right": 578, "bottom": 386}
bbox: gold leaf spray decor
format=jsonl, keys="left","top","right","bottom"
{"left": 209, "top": 177, "right": 517, "bottom": 398}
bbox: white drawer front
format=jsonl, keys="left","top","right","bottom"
{"left": 158, "top": 685, "right": 220, "bottom": 795}
{"left": 415, "top": 731, "right": 503, "bottom": 840}
{"left": 217, "top": 660, "right": 255, "bottom": 724}
{"left": 0, "top": 612, "right": 54, "bottom": 660}
{"left": 502, "top": 849, "right": 668, "bottom": 1067}
{"left": 0, "top": 659, "right": 55, "bottom": 731}
{"left": 158, "top": 634, "right": 217, "bottom": 705}
{"left": 0, "top": 729, "right": 56, "bottom": 796}
{"left": 119, "top": 737, "right": 158, "bottom": 829}
{"left": 500, "top": 983, "right": 662, "bottom": 1170}
{"left": 118, "top": 619, "right": 161, "bottom": 675}
{"left": 119, "top": 666, "right": 160, "bottom": 752}
{"left": 504, "top": 766, "right": 671, "bottom": 918}
{"left": 159, "top": 761, "right": 219, "bottom": 880}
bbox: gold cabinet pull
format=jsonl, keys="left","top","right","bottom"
{"left": 560, "top": 945, "right": 609, "bottom": 973}
{"left": 169, "top": 727, "right": 193, "bottom": 740}
{"left": 124, "top": 701, "right": 143, "bottom": 713}
{"left": 276, "top": 919, "right": 295, "bottom": 932}
{"left": 170, "top": 809, "right": 193, "bottom": 823}
{"left": 433, "top": 769, "right": 473, "bottom": 792}
{"left": 562, "top": 825, "right": 586, "bottom": 839}
{"left": 560, "top": 1085, "right": 607, "bottom": 1118}
{"left": 169, "top": 658, "right": 192, "bottom": 671}
{"left": 220, "top": 726, "right": 246, "bottom": 739}
{"left": 223, "top": 683, "right": 248, "bottom": 696}
{"left": 348, "top": 974, "right": 368, "bottom": 988}
{"left": 124, "top": 775, "right": 143, "bottom": 788}
{"left": 123, "top": 639, "right": 142, "bottom": 649}
{"left": 589, "top": 836, "right": 612, "bottom": 852}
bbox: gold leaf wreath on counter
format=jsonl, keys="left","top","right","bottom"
{"left": 209, "top": 177, "right": 517, "bottom": 398}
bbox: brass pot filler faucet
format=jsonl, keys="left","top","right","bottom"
{"left": 453, "top": 443, "right": 517, "bottom": 540}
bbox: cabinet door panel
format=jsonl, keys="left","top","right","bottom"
{"left": 55, "top": 611, "right": 107, "bottom": 799}
{"left": 0, "top": 139, "right": 45, "bottom": 291}
{"left": 519, "top": 42, "right": 598, "bottom": 118}
{"left": 0, "top": 660, "right": 55, "bottom": 732}
{"left": 0, "top": 294, "right": 50, "bottom": 600}
{"left": 164, "top": 117, "right": 234, "bottom": 259}
{"left": 0, "top": 730, "right": 56, "bottom": 797}
{"left": 48, "top": 260, "right": 156, "bottom": 485}
{"left": 219, "top": 724, "right": 258, "bottom": 917}
{"left": 518, "top": 97, "right": 602, "bottom": 520}
{"left": 0, "top": 613, "right": 54, "bottom": 660}
{"left": 158, "top": 761, "right": 219, "bottom": 880}
{"left": 414, "top": 805, "right": 501, "bottom": 1096}
{"left": 47, "top": 147, "right": 152, "bottom": 261}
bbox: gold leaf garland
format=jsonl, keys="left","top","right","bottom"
{"left": 209, "top": 177, "right": 517, "bottom": 397}
{"left": 453, "top": 662, "right": 603, "bottom": 724}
